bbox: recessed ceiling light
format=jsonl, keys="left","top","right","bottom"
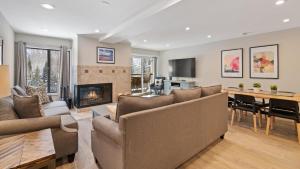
{"left": 41, "top": 28, "right": 49, "bottom": 32}
{"left": 101, "top": 0, "right": 111, "bottom": 5}
{"left": 275, "top": 0, "right": 286, "bottom": 6}
{"left": 283, "top": 18, "right": 290, "bottom": 23}
{"left": 95, "top": 29, "right": 100, "bottom": 33}
{"left": 143, "top": 40, "right": 147, "bottom": 42}
{"left": 207, "top": 35, "right": 212, "bottom": 38}
{"left": 242, "top": 32, "right": 251, "bottom": 36}
{"left": 185, "top": 27, "right": 191, "bottom": 31}
{"left": 40, "top": 4, "right": 55, "bottom": 10}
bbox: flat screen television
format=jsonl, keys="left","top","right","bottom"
{"left": 168, "top": 58, "right": 196, "bottom": 78}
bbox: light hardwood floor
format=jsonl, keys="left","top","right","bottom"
{"left": 57, "top": 110, "right": 300, "bottom": 169}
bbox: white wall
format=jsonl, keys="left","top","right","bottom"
{"left": 71, "top": 35, "right": 78, "bottom": 93}
{"left": 15, "top": 33, "right": 72, "bottom": 49}
{"left": 0, "top": 12, "right": 14, "bottom": 86}
{"left": 159, "top": 28, "right": 300, "bottom": 92}
{"left": 77, "top": 36, "right": 131, "bottom": 66}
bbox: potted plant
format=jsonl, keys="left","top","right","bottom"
{"left": 238, "top": 83, "right": 244, "bottom": 91}
{"left": 270, "top": 85, "right": 278, "bottom": 94}
{"left": 253, "top": 83, "right": 261, "bottom": 93}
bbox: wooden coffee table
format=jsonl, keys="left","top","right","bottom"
{"left": 0, "top": 129, "right": 56, "bottom": 169}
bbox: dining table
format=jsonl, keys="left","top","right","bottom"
{"left": 223, "top": 88, "right": 300, "bottom": 102}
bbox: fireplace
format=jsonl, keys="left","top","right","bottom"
{"left": 74, "top": 83, "right": 112, "bottom": 108}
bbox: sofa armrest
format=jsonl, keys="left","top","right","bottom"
{"left": 0, "top": 116, "right": 61, "bottom": 136}
{"left": 92, "top": 116, "right": 122, "bottom": 145}
{"left": 60, "top": 115, "right": 78, "bottom": 133}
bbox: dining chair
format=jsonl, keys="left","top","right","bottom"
{"left": 228, "top": 96, "right": 235, "bottom": 108}
{"left": 231, "top": 94, "right": 268, "bottom": 132}
{"left": 265, "top": 98, "right": 300, "bottom": 144}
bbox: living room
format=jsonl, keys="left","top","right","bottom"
{"left": 1, "top": 0, "right": 300, "bottom": 169}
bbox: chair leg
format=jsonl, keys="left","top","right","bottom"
{"left": 67, "top": 154, "right": 76, "bottom": 163}
{"left": 297, "top": 123, "right": 300, "bottom": 144}
{"left": 231, "top": 109, "right": 236, "bottom": 126}
{"left": 270, "top": 116, "right": 274, "bottom": 130}
{"left": 238, "top": 110, "right": 241, "bottom": 122}
{"left": 258, "top": 111, "right": 262, "bottom": 128}
{"left": 253, "top": 114, "right": 257, "bottom": 133}
{"left": 266, "top": 116, "right": 271, "bottom": 136}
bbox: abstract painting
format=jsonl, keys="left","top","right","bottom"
{"left": 97, "top": 47, "right": 115, "bottom": 64}
{"left": 250, "top": 44, "right": 279, "bottom": 79}
{"left": 221, "top": 48, "right": 243, "bottom": 78}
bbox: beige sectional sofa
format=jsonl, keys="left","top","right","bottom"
{"left": 92, "top": 86, "right": 228, "bottom": 169}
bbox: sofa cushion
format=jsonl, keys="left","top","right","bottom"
{"left": 43, "top": 101, "right": 67, "bottom": 109}
{"left": 171, "top": 87, "right": 202, "bottom": 103}
{"left": 116, "top": 95, "right": 174, "bottom": 122}
{"left": 13, "top": 95, "right": 42, "bottom": 119}
{"left": 13, "top": 86, "right": 27, "bottom": 96}
{"left": 25, "top": 85, "right": 50, "bottom": 104}
{"left": 201, "top": 85, "right": 222, "bottom": 97}
{"left": 43, "top": 106, "right": 70, "bottom": 117}
{"left": 0, "top": 97, "right": 18, "bottom": 120}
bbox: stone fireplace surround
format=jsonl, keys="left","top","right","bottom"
{"left": 76, "top": 65, "right": 131, "bottom": 102}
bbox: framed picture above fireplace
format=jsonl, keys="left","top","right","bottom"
{"left": 97, "top": 47, "right": 115, "bottom": 64}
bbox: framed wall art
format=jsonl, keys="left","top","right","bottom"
{"left": 97, "top": 47, "right": 115, "bottom": 64}
{"left": 250, "top": 44, "right": 279, "bottom": 79}
{"left": 221, "top": 48, "right": 243, "bottom": 78}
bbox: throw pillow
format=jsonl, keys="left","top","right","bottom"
{"left": 25, "top": 85, "right": 50, "bottom": 104}
{"left": 13, "top": 95, "right": 42, "bottom": 119}
{"left": 201, "top": 85, "right": 222, "bottom": 97}
{"left": 0, "top": 97, "right": 19, "bottom": 120}
{"left": 115, "top": 94, "right": 174, "bottom": 122}
{"left": 13, "top": 86, "right": 28, "bottom": 96}
{"left": 171, "top": 87, "right": 202, "bottom": 103}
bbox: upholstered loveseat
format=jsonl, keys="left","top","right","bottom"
{"left": 0, "top": 87, "right": 78, "bottom": 161}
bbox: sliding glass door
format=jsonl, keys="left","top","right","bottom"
{"left": 131, "top": 56, "right": 157, "bottom": 94}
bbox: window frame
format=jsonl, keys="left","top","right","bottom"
{"left": 26, "top": 47, "right": 62, "bottom": 94}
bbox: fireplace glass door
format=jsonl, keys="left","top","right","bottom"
{"left": 74, "top": 83, "right": 112, "bottom": 108}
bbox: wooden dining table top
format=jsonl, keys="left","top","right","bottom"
{"left": 223, "top": 88, "right": 300, "bottom": 102}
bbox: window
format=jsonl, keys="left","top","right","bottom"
{"left": 26, "top": 47, "right": 70, "bottom": 93}
{"left": 131, "top": 56, "right": 157, "bottom": 94}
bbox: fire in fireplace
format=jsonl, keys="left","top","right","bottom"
{"left": 74, "top": 83, "right": 112, "bottom": 108}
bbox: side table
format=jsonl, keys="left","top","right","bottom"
{"left": 0, "top": 129, "right": 56, "bottom": 169}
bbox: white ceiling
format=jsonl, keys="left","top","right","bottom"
{"left": 0, "top": 0, "right": 300, "bottom": 51}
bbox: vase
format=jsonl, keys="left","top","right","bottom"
{"left": 271, "top": 90, "right": 277, "bottom": 95}
{"left": 253, "top": 87, "right": 260, "bottom": 93}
